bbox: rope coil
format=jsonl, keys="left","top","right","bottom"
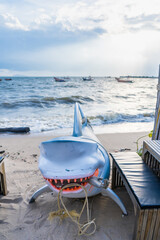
{"left": 48, "top": 183, "right": 96, "bottom": 236}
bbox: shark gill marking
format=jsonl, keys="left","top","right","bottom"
{"left": 44, "top": 169, "right": 99, "bottom": 192}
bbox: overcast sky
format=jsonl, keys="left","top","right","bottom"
{"left": 0, "top": 0, "right": 160, "bottom": 76}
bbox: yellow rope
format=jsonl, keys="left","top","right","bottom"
{"left": 48, "top": 183, "right": 96, "bottom": 236}
{"left": 136, "top": 130, "right": 153, "bottom": 156}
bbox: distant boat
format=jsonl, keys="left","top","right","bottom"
{"left": 5, "top": 78, "right": 12, "bottom": 81}
{"left": 0, "top": 79, "right": 2, "bottom": 81}
{"left": 54, "top": 77, "right": 66, "bottom": 82}
{"left": 82, "top": 76, "right": 93, "bottom": 81}
{"left": 115, "top": 77, "right": 133, "bottom": 83}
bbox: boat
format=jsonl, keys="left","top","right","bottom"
{"left": 82, "top": 76, "right": 93, "bottom": 81}
{"left": 115, "top": 77, "right": 133, "bottom": 83}
{"left": 5, "top": 78, "right": 12, "bottom": 81}
{"left": 29, "top": 103, "right": 127, "bottom": 216}
{"left": 54, "top": 77, "right": 66, "bottom": 82}
{"left": 0, "top": 79, "right": 2, "bottom": 81}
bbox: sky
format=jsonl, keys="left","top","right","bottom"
{"left": 0, "top": 0, "right": 160, "bottom": 76}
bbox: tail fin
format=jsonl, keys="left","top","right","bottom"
{"left": 73, "top": 103, "right": 82, "bottom": 137}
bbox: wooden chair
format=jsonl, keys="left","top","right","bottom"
{"left": 142, "top": 140, "right": 160, "bottom": 177}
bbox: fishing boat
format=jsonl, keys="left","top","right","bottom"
{"left": 54, "top": 77, "right": 66, "bottom": 82}
{"left": 115, "top": 77, "right": 133, "bottom": 83}
{"left": 82, "top": 76, "right": 93, "bottom": 81}
{"left": 5, "top": 78, "right": 12, "bottom": 81}
{"left": 29, "top": 103, "right": 127, "bottom": 215}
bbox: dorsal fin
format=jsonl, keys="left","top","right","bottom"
{"left": 73, "top": 103, "right": 82, "bottom": 137}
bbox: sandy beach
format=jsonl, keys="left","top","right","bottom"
{"left": 0, "top": 131, "right": 151, "bottom": 240}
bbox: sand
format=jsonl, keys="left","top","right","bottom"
{"left": 0, "top": 131, "right": 150, "bottom": 240}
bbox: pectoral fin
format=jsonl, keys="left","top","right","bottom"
{"left": 101, "top": 188, "right": 127, "bottom": 216}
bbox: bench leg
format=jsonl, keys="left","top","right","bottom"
{"left": 101, "top": 187, "right": 127, "bottom": 216}
{"left": 133, "top": 208, "right": 160, "bottom": 240}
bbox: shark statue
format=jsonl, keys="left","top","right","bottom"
{"left": 29, "top": 103, "right": 127, "bottom": 216}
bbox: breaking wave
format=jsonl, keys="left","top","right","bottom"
{"left": 43, "top": 96, "right": 94, "bottom": 104}
{"left": 88, "top": 113, "right": 155, "bottom": 126}
{"left": 1, "top": 96, "right": 94, "bottom": 109}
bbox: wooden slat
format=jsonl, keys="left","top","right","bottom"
{"left": 144, "top": 209, "right": 153, "bottom": 240}
{"left": 147, "top": 209, "right": 158, "bottom": 240}
{"left": 140, "top": 210, "right": 149, "bottom": 240}
{"left": 111, "top": 162, "right": 116, "bottom": 189}
{"left": 134, "top": 209, "right": 144, "bottom": 240}
{"left": 117, "top": 172, "right": 121, "bottom": 186}
{"left": 148, "top": 141, "right": 160, "bottom": 154}
{"left": 143, "top": 140, "right": 160, "bottom": 163}
{"left": 153, "top": 209, "right": 160, "bottom": 240}
{"left": 142, "top": 140, "right": 160, "bottom": 176}
{"left": 115, "top": 169, "right": 118, "bottom": 186}
{"left": 116, "top": 168, "right": 119, "bottom": 187}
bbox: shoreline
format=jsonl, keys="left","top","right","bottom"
{"left": 0, "top": 119, "right": 154, "bottom": 137}
{"left": 0, "top": 119, "right": 154, "bottom": 138}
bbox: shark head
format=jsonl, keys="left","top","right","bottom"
{"left": 39, "top": 136, "right": 107, "bottom": 196}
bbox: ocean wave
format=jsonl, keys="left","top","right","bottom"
{"left": 0, "top": 76, "right": 157, "bottom": 134}
{"left": 54, "top": 96, "right": 94, "bottom": 104}
{"left": 42, "top": 97, "right": 56, "bottom": 102}
{"left": 88, "top": 112, "right": 154, "bottom": 125}
{"left": 1, "top": 96, "right": 94, "bottom": 109}
{"left": 115, "top": 95, "right": 129, "bottom": 99}
{"left": 1, "top": 99, "right": 45, "bottom": 109}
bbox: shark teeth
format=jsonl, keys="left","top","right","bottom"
{"left": 44, "top": 168, "right": 99, "bottom": 192}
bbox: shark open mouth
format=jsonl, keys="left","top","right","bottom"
{"left": 44, "top": 169, "right": 99, "bottom": 192}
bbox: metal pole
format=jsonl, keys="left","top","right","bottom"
{"left": 152, "top": 65, "right": 160, "bottom": 140}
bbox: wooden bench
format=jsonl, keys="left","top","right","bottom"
{"left": 0, "top": 156, "right": 7, "bottom": 196}
{"left": 142, "top": 140, "right": 160, "bottom": 177}
{"left": 110, "top": 152, "right": 160, "bottom": 240}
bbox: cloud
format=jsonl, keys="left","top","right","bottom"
{"left": 1, "top": 0, "right": 160, "bottom": 76}
{"left": 125, "top": 13, "right": 160, "bottom": 31}
{"left": 1, "top": 0, "right": 160, "bottom": 34}
{"left": 0, "top": 13, "right": 28, "bottom": 31}
{"left": 0, "top": 1, "right": 108, "bottom": 33}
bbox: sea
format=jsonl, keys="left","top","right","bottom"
{"left": 0, "top": 76, "right": 158, "bottom": 135}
